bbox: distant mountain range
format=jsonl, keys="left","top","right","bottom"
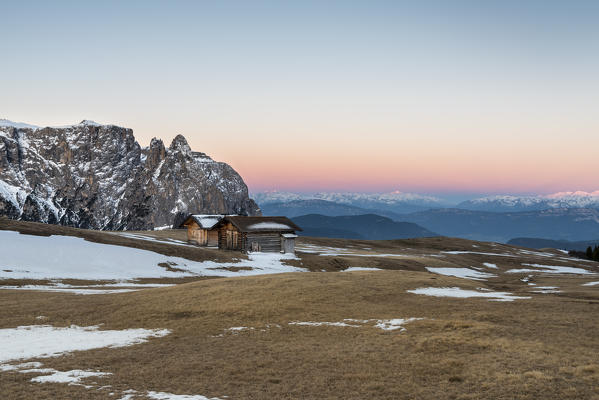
{"left": 457, "top": 194, "right": 599, "bottom": 212}
{"left": 254, "top": 190, "right": 599, "bottom": 214}
{"left": 253, "top": 191, "right": 449, "bottom": 214}
{"left": 291, "top": 214, "right": 438, "bottom": 240}
{"left": 507, "top": 237, "right": 599, "bottom": 252}
{"left": 260, "top": 199, "right": 404, "bottom": 220}
{"left": 257, "top": 192, "right": 599, "bottom": 242}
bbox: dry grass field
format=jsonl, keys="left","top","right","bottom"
{"left": 1, "top": 218, "right": 599, "bottom": 399}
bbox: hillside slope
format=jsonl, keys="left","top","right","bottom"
{"left": 292, "top": 213, "right": 438, "bottom": 240}
{"left": 508, "top": 237, "right": 599, "bottom": 251}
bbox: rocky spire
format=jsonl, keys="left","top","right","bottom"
{"left": 169, "top": 134, "right": 192, "bottom": 154}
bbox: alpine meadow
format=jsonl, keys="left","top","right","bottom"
{"left": 2, "top": 1, "right": 599, "bottom": 399}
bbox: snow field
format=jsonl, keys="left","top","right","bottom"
{"left": 0, "top": 230, "right": 302, "bottom": 281}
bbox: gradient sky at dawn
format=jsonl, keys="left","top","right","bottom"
{"left": 2, "top": 1, "right": 598, "bottom": 195}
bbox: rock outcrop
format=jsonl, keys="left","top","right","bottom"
{"left": 0, "top": 120, "right": 260, "bottom": 230}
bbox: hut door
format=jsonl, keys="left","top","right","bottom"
{"left": 232, "top": 231, "right": 238, "bottom": 249}
{"left": 226, "top": 231, "right": 233, "bottom": 249}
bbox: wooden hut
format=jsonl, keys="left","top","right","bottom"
{"left": 180, "top": 215, "right": 224, "bottom": 246}
{"left": 218, "top": 216, "right": 302, "bottom": 253}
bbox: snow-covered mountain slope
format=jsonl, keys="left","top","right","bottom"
{"left": 458, "top": 193, "right": 599, "bottom": 212}
{"left": 0, "top": 120, "right": 259, "bottom": 230}
{"left": 253, "top": 190, "right": 448, "bottom": 214}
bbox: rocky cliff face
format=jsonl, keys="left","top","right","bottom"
{"left": 0, "top": 120, "right": 260, "bottom": 230}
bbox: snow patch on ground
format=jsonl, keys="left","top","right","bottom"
{"left": 289, "top": 321, "right": 360, "bottom": 328}
{"left": 31, "top": 369, "right": 111, "bottom": 384}
{"left": 583, "top": 281, "right": 599, "bottom": 286}
{"left": 0, "top": 325, "right": 170, "bottom": 363}
{"left": 407, "top": 287, "right": 530, "bottom": 302}
{"left": 342, "top": 267, "right": 383, "bottom": 272}
{"left": 226, "top": 327, "right": 254, "bottom": 333}
{"left": 115, "top": 232, "right": 196, "bottom": 247}
{"left": 289, "top": 318, "right": 424, "bottom": 331}
{"left": 153, "top": 225, "right": 173, "bottom": 231}
{"left": 296, "top": 244, "right": 410, "bottom": 258}
{"left": 441, "top": 251, "right": 515, "bottom": 257}
{"left": 0, "top": 361, "right": 43, "bottom": 372}
{"left": 0, "top": 281, "right": 173, "bottom": 295}
{"left": 374, "top": 318, "right": 424, "bottom": 331}
{"left": 147, "top": 391, "right": 223, "bottom": 400}
{"left": 483, "top": 263, "right": 498, "bottom": 269}
{"left": 0, "top": 285, "right": 139, "bottom": 295}
{"left": 507, "top": 263, "right": 593, "bottom": 275}
{"left": 531, "top": 286, "right": 561, "bottom": 294}
{"left": 425, "top": 267, "right": 496, "bottom": 281}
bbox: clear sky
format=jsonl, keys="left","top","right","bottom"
{"left": 2, "top": 1, "right": 598, "bottom": 195}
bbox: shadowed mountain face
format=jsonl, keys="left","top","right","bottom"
{"left": 260, "top": 199, "right": 404, "bottom": 220}
{"left": 291, "top": 214, "right": 438, "bottom": 240}
{"left": 0, "top": 121, "right": 260, "bottom": 230}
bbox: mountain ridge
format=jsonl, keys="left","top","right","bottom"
{"left": 0, "top": 120, "right": 260, "bottom": 230}
{"left": 291, "top": 213, "right": 438, "bottom": 240}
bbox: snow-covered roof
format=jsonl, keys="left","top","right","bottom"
{"left": 225, "top": 216, "right": 302, "bottom": 232}
{"left": 248, "top": 222, "right": 292, "bottom": 230}
{"left": 186, "top": 215, "right": 225, "bottom": 229}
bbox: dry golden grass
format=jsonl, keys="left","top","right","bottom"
{"left": 2, "top": 219, "right": 599, "bottom": 399}
{"left": 2, "top": 269, "right": 599, "bottom": 399}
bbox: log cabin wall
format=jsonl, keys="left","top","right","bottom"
{"left": 218, "top": 223, "right": 243, "bottom": 250}
{"left": 246, "top": 233, "right": 283, "bottom": 253}
{"left": 186, "top": 221, "right": 208, "bottom": 245}
{"left": 207, "top": 230, "right": 219, "bottom": 247}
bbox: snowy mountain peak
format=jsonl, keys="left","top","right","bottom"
{"left": 0, "top": 119, "right": 40, "bottom": 130}
{"left": 169, "top": 134, "right": 192, "bottom": 154}
{"left": 78, "top": 120, "right": 102, "bottom": 127}
{"left": 458, "top": 192, "right": 599, "bottom": 212}
{"left": 547, "top": 190, "right": 599, "bottom": 199}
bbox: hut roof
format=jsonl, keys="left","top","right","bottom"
{"left": 225, "top": 216, "right": 302, "bottom": 232}
{"left": 181, "top": 214, "right": 225, "bottom": 229}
